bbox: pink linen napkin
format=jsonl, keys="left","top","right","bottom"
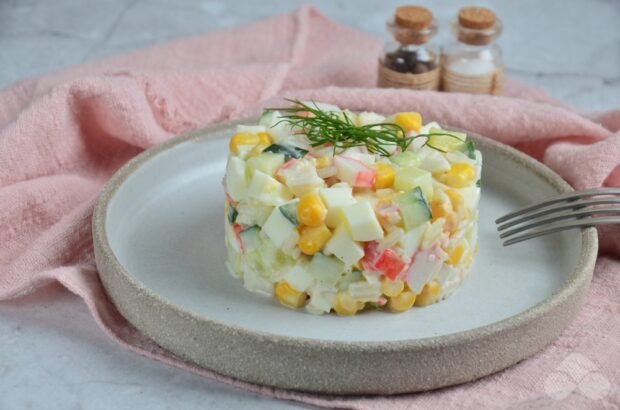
{"left": 1, "top": 6, "right": 619, "bottom": 409}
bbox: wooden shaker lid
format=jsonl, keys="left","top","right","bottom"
{"left": 458, "top": 7, "right": 496, "bottom": 30}
{"left": 394, "top": 6, "right": 433, "bottom": 30}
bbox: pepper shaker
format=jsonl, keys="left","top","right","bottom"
{"left": 377, "top": 6, "right": 440, "bottom": 91}
{"left": 441, "top": 7, "right": 503, "bottom": 94}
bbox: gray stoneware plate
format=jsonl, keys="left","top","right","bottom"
{"left": 93, "top": 119, "right": 598, "bottom": 395}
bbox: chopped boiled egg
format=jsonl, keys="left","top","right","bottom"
{"left": 247, "top": 170, "right": 293, "bottom": 206}
{"left": 324, "top": 224, "right": 365, "bottom": 267}
{"left": 225, "top": 156, "right": 248, "bottom": 202}
{"left": 342, "top": 201, "right": 384, "bottom": 242}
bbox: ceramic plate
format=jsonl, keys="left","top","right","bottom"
{"left": 93, "top": 120, "right": 597, "bottom": 395}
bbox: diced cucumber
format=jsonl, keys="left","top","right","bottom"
{"left": 336, "top": 270, "right": 364, "bottom": 291}
{"left": 389, "top": 151, "right": 419, "bottom": 168}
{"left": 306, "top": 283, "right": 338, "bottom": 314}
{"left": 239, "top": 225, "right": 261, "bottom": 251}
{"left": 395, "top": 187, "right": 432, "bottom": 230}
{"left": 242, "top": 264, "right": 273, "bottom": 295}
{"left": 429, "top": 128, "right": 466, "bottom": 141}
{"left": 262, "top": 205, "right": 298, "bottom": 249}
{"left": 418, "top": 149, "right": 450, "bottom": 172}
{"left": 476, "top": 178, "right": 481, "bottom": 188}
{"left": 308, "top": 253, "right": 346, "bottom": 286}
{"left": 259, "top": 110, "right": 275, "bottom": 126}
{"left": 227, "top": 205, "right": 238, "bottom": 224}
{"left": 246, "top": 235, "right": 296, "bottom": 279}
{"left": 246, "top": 152, "right": 285, "bottom": 177}
{"left": 426, "top": 128, "right": 467, "bottom": 153}
{"left": 263, "top": 144, "right": 308, "bottom": 161}
{"left": 235, "top": 200, "right": 273, "bottom": 227}
{"left": 279, "top": 201, "right": 299, "bottom": 226}
{"left": 463, "top": 139, "right": 477, "bottom": 160}
{"left": 394, "top": 166, "right": 434, "bottom": 201}
{"left": 348, "top": 281, "right": 382, "bottom": 302}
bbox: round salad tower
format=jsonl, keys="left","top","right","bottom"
{"left": 224, "top": 101, "right": 481, "bottom": 315}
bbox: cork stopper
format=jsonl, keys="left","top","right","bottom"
{"left": 458, "top": 7, "right": 496, "bottom": 30}
{"left": 394, "top": 6, "right": 433, "bottom": 30}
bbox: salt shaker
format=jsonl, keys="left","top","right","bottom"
{"left": 441, "top": 7, "right": 503, "bottom": 94}
{"left": 377, "top": 6, "right": 440, "bottom": 91}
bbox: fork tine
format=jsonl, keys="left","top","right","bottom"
{"left": 497, "top": 198, "right": 620, "bottom": 231}
{"left": 499, "top": 206, "right": 620, "bottom": 239}
{"left": 502, "top": 216, "right": 620, "bottom": 246}
{"left": 495, "top": 188, "right": 620, "bottom": 224}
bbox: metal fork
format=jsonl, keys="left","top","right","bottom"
{"left": 496, "top": 188, "right": 620, "bottom": 246}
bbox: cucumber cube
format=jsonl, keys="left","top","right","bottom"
{"left": 395, "top": 187, "right": 432, "bottom": 230}
{"left": 279, "top": 200, "right": 299, "bottom": 226}
{"left": 427, "top": 128, "right": 467, "bottom": 153}
{"left": 246, "top": 152, "right": 285, "bottom": 177}
{"left": 239, "top": 225, "right": 261, "bottom": 251}
{"left": 394, "top": 166, "right": 434, "bottom": 201}
{"left": 390, "top": 151, "right": 419, "bottom": 168}
{"left": 308, "top": 253, "right": 346, "bottom": 286}
{"left": 262, "top": 205, "right": 298, "bottom": 248}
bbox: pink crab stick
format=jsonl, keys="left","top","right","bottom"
{"left": 334, "top": 156, "right": 376, "bottom": 188}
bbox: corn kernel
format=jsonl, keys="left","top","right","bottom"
{"left": 229, "top": 132, "right": 264, "bottom": 154}
{"left": 445, "top": 189, "right": 464, "bottom": 214}
{"left": 435, "top": 163, "right": 476, "bottom": 188}
{"left": 373, "top": 163, "right": 396, "bottom": 189}
{"left": 430, "top": 198, "right": 450, "bottom": 223}
{"left": 414, "top": 281, "right": 441, "bottom": 307}
{"left": 333, "top": 292, "right": 360, "bottom": 316}
{"left": 447, "top": 244, "right": 465, "bottom": 266}
{"left": 315, "top": 156, "right": 331, "bottom": 169}
{"left": 274, "top": 282, "right": 307, "bottom": 308}
{"left": 297, "top": 193, "right": 327, "bottom": 227}
{"left": 393, "top": 112, "right": 422, "bottom": 133}
{"left": 381, "top": 277, "right": 404, "bottom": 297}
{"left": 298, "top": 224, "right": 331, "bottom": 255}
{"left": 257, "top": 131, "right": 271, "bottom": 145}
{"left": 387, "top": 291, "right": 416, "bottom": 312}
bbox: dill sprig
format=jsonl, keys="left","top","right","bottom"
{"left": 270, "top": 99, "right": 409, "bottom": 156}
{"left": 268, "top": 99, "right": 468, "bottom": 157}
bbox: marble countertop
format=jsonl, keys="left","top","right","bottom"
{"left": 0, "top": 0, "right": 618, "bottom": 409}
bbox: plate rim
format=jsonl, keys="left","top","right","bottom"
{"left": 92, "top": 119, "right": 598, "bottom": 392}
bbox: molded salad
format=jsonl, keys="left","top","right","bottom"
{"left": 224, "top": 100, "right": 481, "bottom": 315}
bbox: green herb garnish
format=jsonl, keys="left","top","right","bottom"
{"left": 269, "top": 99, "right": 471, "bottom": 157}
{"left": 270, "top": 99, "right": 408, "bottom": 156}
{"left": 228, "top": 205, "right": 238, "bottom": 224}
{"left": 263, "top": 143, "right": 308, "bottom": 161}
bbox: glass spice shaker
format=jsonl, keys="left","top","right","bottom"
{"left": 377, "top": 6, "right": 440, "bottom": 91}
{"left": 441, "top": 7, "right": 503, "bottom": 94}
